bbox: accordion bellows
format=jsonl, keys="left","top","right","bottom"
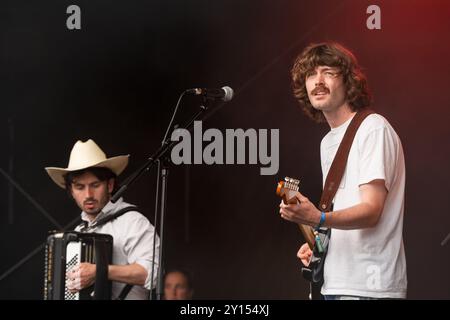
{"left": 44, "top": 231, "right": 113, "bottom": 300}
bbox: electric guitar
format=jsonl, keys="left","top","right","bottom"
{"left": 276, "top": 177, "right": 331, "bottom": 300}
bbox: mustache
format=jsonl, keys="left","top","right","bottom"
{"left": 311, "top": 85, "right": 330, "bottom": 95}
{"left": 84, "top": 198, "right": 97, "bottom": 205}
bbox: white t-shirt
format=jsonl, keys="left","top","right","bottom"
{"left": 320, "top": 113, "right": 407, "bottom": 298}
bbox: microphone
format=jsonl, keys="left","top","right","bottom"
{"left": 187, "top": 86, "right": 234, "bottom": 102}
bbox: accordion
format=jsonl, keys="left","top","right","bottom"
{"left": 44, "top": 231, "right": 113, "bottom": 300}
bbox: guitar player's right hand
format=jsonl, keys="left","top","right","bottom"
{"left": 297, "top": 243, "right": 312, "bottom": 267}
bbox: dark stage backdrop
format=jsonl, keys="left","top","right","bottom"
{"left": 0, "top": 0, "right": 449, "bottom": 299}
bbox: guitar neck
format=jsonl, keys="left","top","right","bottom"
{"left": 277, "top": 179, "right": 316, "bottom": 251}
{"left": 283, "top": 192, "right": 316, "bottom": 250}
{"left": 298, "top": 224, "right": 315, "bottom": 250}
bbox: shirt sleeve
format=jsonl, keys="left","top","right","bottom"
{"left": 357, "top": 126, "right": 398, "bottom": 191}
{"left": 122, "top": 212, "right": 160, "bottom": 290}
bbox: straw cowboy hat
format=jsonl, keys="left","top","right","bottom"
{"left": 45, "top": 139, "right": 129, "bottom": 189}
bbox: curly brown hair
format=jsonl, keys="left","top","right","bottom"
{"left": 291, "top": 42, "right": 372, "bottom": 123}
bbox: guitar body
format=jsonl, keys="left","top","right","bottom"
{"left": 308, "top": 279, "right": 324, "bottom": 300}
{"left": 276, "top": 177, "right": 331, "bottom": 300}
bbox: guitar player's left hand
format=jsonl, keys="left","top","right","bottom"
{"left": 279, "top": 191, "right": 321, "bottom": 227}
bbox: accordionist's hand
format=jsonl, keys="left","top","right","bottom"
{"left": 66, "top": 263, "right": 96, "bottom": 292}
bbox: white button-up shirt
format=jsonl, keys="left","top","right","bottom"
{"left": 75, "top": 197, "right": 160, "bottom": 300}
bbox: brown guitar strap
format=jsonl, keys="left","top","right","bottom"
{"left": 319, "top": 109, "right": 374, "bottom": 212}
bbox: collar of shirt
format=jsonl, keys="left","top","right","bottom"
{"left": 80, "top": 197, "right": 124, "bottom": 226}
{"left": 329, "top": 113, "right": 354, "bottom": 135}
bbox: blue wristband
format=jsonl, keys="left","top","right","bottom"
{"left": 316, "top": 211, "right": 326, "bottom": 230}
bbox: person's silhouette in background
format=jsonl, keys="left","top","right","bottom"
{"left": 163, "top": 269, "right": 194, "bottom": 300}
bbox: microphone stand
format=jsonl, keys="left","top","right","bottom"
{"left": 441, "top": 232, "right": 450, "bottom": 247}
{"left": 155, "top": 158, "right": 169, "bottom": 300}
{"left": 111, "top": 95, "right": 212, "bottom": 300}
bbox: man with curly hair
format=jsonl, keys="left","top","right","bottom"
{"left": 279, "top": 42, "right": 407, "bottom": 299}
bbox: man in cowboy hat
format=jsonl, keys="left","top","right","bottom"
{"left": 45, "top": 139, "right": 160, "bottom": 300}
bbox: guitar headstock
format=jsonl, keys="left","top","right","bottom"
{"left": 276, "top": 177, "right": 300, "bottom": 204}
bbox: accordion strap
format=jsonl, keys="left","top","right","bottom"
{"left": 78, "top": 206, "right": 139, "bottom": 232}
{"left": 117, "top": 284, "right": 134, "bottom": 300}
